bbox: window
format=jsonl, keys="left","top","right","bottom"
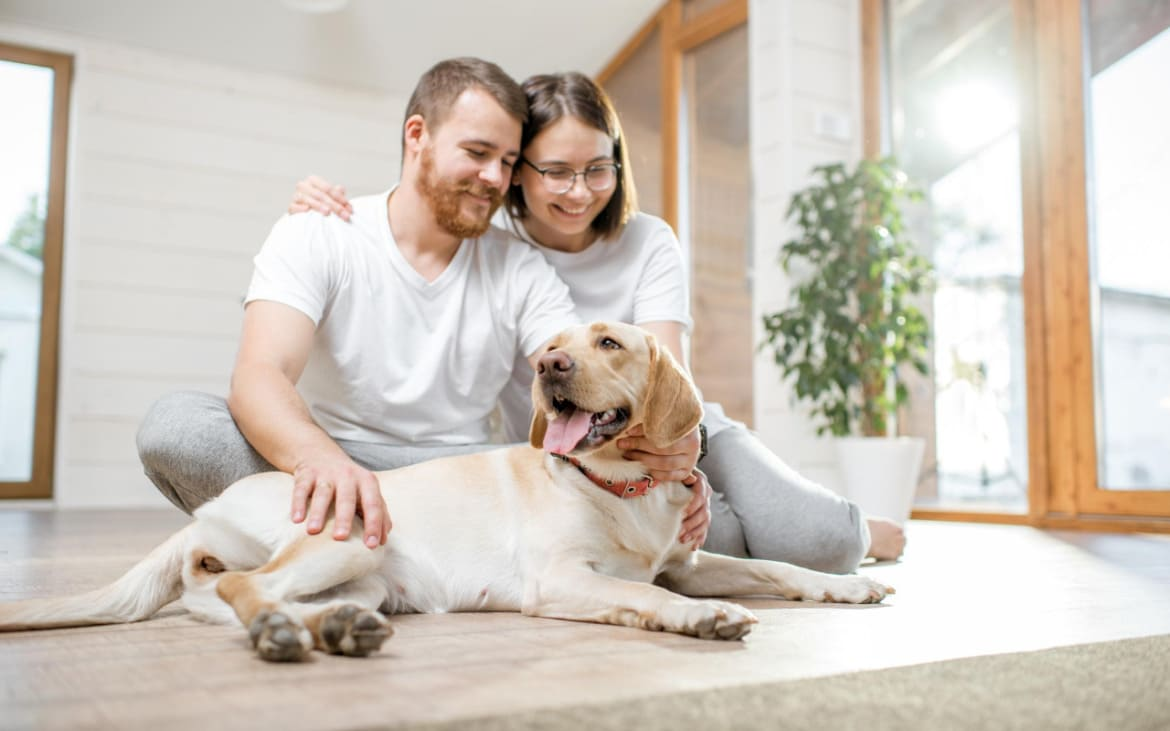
{"left": 1085, "top": 2, "right": 1170, "bottom": 491}
{"left": 872, "top": 0, "right": 1170, "bottom": 525}
{"left": 0, "top": 43, "right": 71, "bottom": 499}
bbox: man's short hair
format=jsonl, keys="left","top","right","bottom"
{"left": 403, "top": 58, "right": 528, "bottom": 145}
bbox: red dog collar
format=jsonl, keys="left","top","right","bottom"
{"left": 555, "top": 455, "right": 657, "bottom": 499}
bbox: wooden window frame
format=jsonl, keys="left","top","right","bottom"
{"left": 0, "top": 42, "right": 72, "bottom": 500}
{"left": 863, "top": 1, "right": 1170, "bottom": 532}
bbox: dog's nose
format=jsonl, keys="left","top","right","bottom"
{"left": 537, "top": 350, "right": 574, "bottom": 377}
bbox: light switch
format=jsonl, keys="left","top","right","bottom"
{"left": 814, "top": 110, "right": 852, "bottom": 142}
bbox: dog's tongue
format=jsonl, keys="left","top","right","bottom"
{"left": 543, "top": 407, "right": 593, "bottom": 455}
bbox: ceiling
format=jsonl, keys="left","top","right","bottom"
{"left": 0, "top": 0, "right": 663, "bottom": 95}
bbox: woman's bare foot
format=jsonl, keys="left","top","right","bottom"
{"left": 866, "top": 517, "right": 906, "bottom": 561}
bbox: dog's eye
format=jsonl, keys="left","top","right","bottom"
{"left": 599, "top": 337, "right": 622, "bottom": 350}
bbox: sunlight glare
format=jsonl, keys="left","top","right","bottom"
{"left": 934, "top": 80, "right": 1017, "bottom": 154}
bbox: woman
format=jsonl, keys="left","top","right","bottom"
{"left": 288, "top": 73, "right": 904, "bottom": 571}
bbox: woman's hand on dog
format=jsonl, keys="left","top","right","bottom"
{"left": 616, "top": 424, "right": 701, "bottom": 483}
{"left": 680, "top": 469, "right": 711, "bottom": 550}
{"left": 617, "top": 425, "right": 709, "bottom": 548}
{"left": 290, "top": 454, "right": 390, "bottom": 549}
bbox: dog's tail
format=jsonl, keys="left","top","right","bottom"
{"left": 0, "top": 525, "right": 190, "bottom": 631}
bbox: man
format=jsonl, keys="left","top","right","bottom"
{"left": 137, "top": 58, "right": 581, "bottom": 549}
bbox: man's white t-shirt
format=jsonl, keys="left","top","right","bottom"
{"left": 245, "top": 189, "right": 578, "bottom": 446}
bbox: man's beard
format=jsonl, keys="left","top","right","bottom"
{"left": 416, "top": 146, "right": 503, "bottom": 239}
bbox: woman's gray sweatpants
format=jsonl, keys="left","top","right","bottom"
{"left": 137, "top": 392, "right": 869, "bottom": 575}
{"left": 699, "top": 425, "right": 870, "bottom": 574}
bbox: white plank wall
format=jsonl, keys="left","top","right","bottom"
{"left": 749, "top": 0, "right": 863, "bottom": 494}
{"left": 0, "top": 23, "right": 404, "bottom": 507}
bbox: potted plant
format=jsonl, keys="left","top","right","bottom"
{"left": 760, "top": 157, "right": 932, "bottom": 523}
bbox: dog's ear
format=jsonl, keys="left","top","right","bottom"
{"left": 641, "top": 333, "right": 703, "bottom": 447}
{"left": 529, "top": 335, "right": 562, "bottom": 449}
{"left": 529, "top": 407, "right": 548, "bottom": 449}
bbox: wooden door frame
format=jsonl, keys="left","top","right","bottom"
{"left": 597, "top": 0, "right": 748, "bottom": 233}
{"left": 864, "top": 0, "right": 1170, "bottom": 531}
{"left": 0, "top": 42, "right": 72, "bottom": 500}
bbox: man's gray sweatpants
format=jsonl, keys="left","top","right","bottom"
{"left": 135, "top": 391, "right": 495, "bottom": 515}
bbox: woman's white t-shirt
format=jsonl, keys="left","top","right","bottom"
{"left": 245, "top": 190, "right": 577, "bottom": 446}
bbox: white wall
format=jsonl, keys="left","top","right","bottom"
{"left": 749, "top": 0, "right": 863, "bottom": 494}
{"left": 0, "top": 23, "right": 404, "bottom": 507}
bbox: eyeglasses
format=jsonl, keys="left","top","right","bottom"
{"left": 521, "top": 159, "right": 620, "bottom": 194}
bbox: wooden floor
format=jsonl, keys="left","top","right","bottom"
{"left": 2, "top": 508, "right": 1169, "bottom": 730}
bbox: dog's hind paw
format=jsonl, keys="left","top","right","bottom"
{"left": 249, "top": 609, "right": 313, "bottom": 662}
{"left": 318, "top": 604, "right": 393, "bottom": 657}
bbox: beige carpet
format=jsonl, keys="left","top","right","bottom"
{"left": 396, "top": 634, "right": 1170, "bottom": 731}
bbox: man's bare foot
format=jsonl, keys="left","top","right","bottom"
{"left": 866, "top": 517, "right": 906, "bottom": 561}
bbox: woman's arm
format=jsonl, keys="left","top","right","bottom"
{"left": 638, "top": 320, "right": 689, "bottom": 373}
{"left": 288, "top": 175, "right": 354, "bottom": 221}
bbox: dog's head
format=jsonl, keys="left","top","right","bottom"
{"left": 528, "top": 322, "right": 703, "bottom": 457}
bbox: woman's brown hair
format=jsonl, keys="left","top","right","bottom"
{"left": 506, "top": 72, "right": 637, "bottom": 239}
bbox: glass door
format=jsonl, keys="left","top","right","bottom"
{"left": 1079, "top": 0, "right": 1170, "bottom": 516}
{"left": 680, "top": 22, "right": 752, "bottom": 424}
{"left": 888, "top": 0, "right": 1030, "bottom": 514}
{"left": 599, "top": 0, "right": 750, "bottom": 423}
{"left": 603, "top": 25, "right": 665, "bottom": 218}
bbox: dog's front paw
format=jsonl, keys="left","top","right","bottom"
{"left": 667, "top": 599, "right": 758, "bottom": 641}
{"left": 248, "top": 609, "right": 313, "bottom": 662}
{"left": 817, "top": 574, "right": 894, "bottom": 604}
{"left": 318, "top": 604, "right": 393, "bottom": 657}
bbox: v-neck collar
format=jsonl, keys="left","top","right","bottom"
{"left": 381, "top": 187, "right": 473, "bottom": 295}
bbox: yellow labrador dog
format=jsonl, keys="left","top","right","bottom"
{"left": 0, "top": 322, "right": 892, "bottom": 661}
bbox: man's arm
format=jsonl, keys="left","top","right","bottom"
{"left": 228, "top": 300, "right": 388, "bottom": 548}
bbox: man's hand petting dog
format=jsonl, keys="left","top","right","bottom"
{"left": 290, "top": 453, "right": 390, "bottom": 549}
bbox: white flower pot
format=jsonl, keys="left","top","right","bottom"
{"left": 834, "top": 436, "right": 926, "bottom": 525}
